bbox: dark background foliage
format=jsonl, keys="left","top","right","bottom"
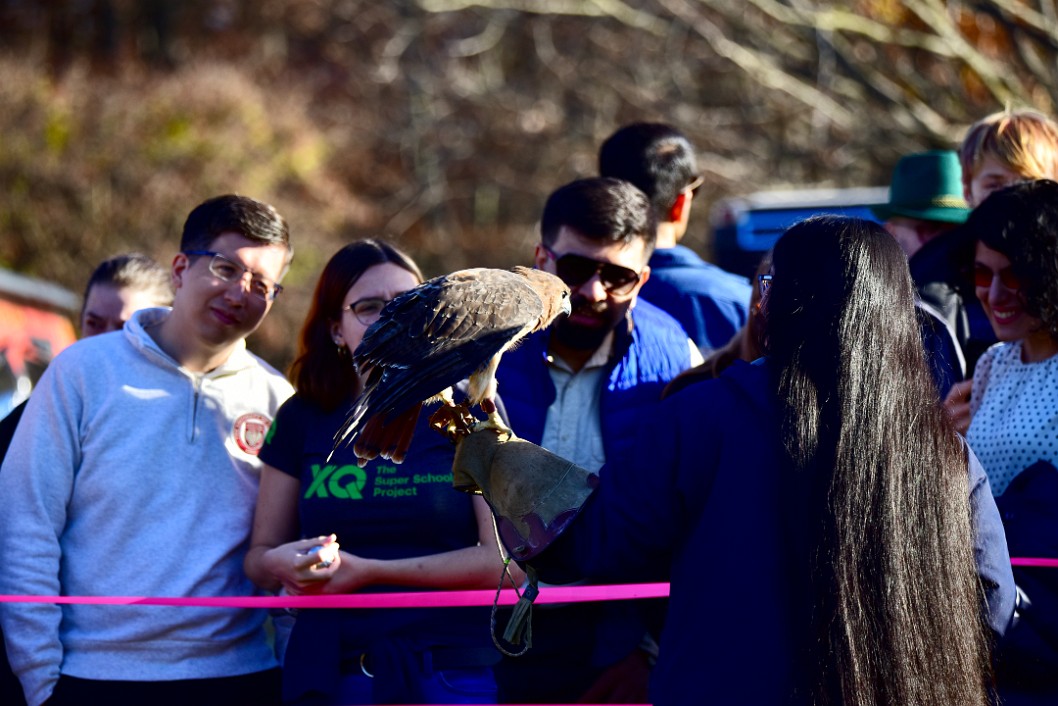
{"left": 1, "top": 0, "right": 1053, "bottom": 369}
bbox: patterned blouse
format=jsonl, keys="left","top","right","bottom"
{"left": 968, "top": 341, "right": 1058, "bottom": 496}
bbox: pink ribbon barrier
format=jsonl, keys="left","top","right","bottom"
{"left": 1, "top": 563, "right": 1050, "bottom": 706}
{"left": 1010, "top": 557, "right": 1058, "bottom": 568}
{"left": 0, "top": 581, "right": 671, "bottom": 608}
{"left": 0, "top": 559, "right": 1054, "bottom": 607}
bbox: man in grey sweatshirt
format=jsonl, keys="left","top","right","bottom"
{"left": 0, "top": 195, "right": 296, "bottom": 706}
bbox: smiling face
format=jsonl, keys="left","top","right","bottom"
{"left": 974, "top": 241, "right": 1057, "bottom": 361}
{"left": 331, "top": 262, "right": 421, "bottom": 356}
{"left": 163, "top": 232, "right": 288, "bottom": 368}
{"left": 535, "top": 226, "right": 649, "bottom": 353}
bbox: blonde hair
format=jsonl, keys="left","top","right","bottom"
{"left": 960, "top": 108, "right": 1058, "bottom": 188}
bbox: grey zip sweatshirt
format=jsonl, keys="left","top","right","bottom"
{"left": 0, "top": 308, "right": 294, "bottom": 706}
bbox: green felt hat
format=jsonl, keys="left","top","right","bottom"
{"left": 871, "top": 150, "right": 970, "bottom": 224}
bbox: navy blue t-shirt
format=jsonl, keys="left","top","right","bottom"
{"left": 259, "top": 387, "right": 499, "bottom": 701}
{"left": 260, "top": 393, "right": 478, "bottom": 559}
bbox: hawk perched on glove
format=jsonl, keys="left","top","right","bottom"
{"left": 336, "top": 266, "right": 571, "bottom": 466}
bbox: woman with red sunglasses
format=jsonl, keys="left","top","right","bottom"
{"left": 943, "top": 180, "right": 1058, "bottom": 491}
{"left": 944, "top": 179, "right": 1058, "bottom": 703}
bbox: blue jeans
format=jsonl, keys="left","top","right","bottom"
{"left": 328, "top": 666, "right": 496, "bottom": 704}
{"left": 288, "top": 654, "right": 497, "bottom": 705}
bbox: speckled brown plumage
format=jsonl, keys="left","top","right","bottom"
{"left": 335, "top": 266, "right": 570, "bottom": 465}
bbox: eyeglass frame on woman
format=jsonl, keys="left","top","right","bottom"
{"left": 973, "top": 263, "right": 1022, "bottom": 291}
{"left": 343, "top": 297, "right": 391, "bottom": 326}
{"left": 183, "top": 250, "right": 283, "bottom": 302}
{"left": 541, "top": 245, "right": 642, "bottom": 296}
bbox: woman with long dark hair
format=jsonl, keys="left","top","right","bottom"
{"left": 760, "top": 215, "right": 1003, "bottom": 704}
{"left": 245, "top": 240, "right": 515, "bottom": 705}
{"left": 469, "top": 216, "right": 1015, "bottom": 704}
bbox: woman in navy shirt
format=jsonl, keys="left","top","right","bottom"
{"left": 245, "top": 240, "right": 514, "bottom": 705}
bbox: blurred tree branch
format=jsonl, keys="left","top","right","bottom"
{"left": 3, "top": 0, "right": 1057, "bottom": 368}
{"left": 418, "top": 0, "right": 668, "bottom": 34}
{"left": 903, "top": 0, "right": 1019, "bottom": 104}
{"left": 989, "top": 0, "right": 1058, "bottom": 38}
{"left": 658, "top": 0, "right": 856, "bottom": 129}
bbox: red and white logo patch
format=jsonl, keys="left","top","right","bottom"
{"left": 233, "top": 412, "right": 271, "bottom": 456}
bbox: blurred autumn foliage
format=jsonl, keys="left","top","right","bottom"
{"left": 1, "top": 0, "right": 1055, "bottom": 368}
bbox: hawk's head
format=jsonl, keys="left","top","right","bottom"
{"left": 513, "top": 266, "right": 571, "bottom": 331}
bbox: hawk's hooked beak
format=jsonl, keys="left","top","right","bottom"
{"left": 560, "top": 297, "right": 572, "bottom": 317}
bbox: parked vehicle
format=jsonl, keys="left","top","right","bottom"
{"left": 711, "top": 186, "right": 889, "bottom": 277}
{"left": 0, "top": 268, "right": 78, "bottom": 417}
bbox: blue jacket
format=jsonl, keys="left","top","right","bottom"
{"left": 493, "top": 299, "right": 692, "bottom": 687}
{"left": 538, "top": 359, "right": 1016, "bottom": 705}
{"left": 639, "top": 245, "right": 752, "bottom": 352}
{"left": 497, "top": 298, "right": 692, "bottom": 464}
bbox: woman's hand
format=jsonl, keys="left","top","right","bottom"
{"left": 944, "top": 380, "right": 974, "bottom": 434}
{"left": 281, "top": 497, "right": 516, "bottom": 595}
{"left": 260, "top": 534, "right": 341, "bottom": 595}
{"left": 318, "top": 550, "right": 378, "bottom": 594}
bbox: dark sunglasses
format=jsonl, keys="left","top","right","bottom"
{"left": 973, "top": 263, "right": 1022, "bottom": 290}
{"left": 543, "top": 246, "right": 641, "bottom": 295}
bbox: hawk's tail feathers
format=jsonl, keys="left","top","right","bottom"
{"left": 351, "top": 402, "right": 424, "bottom": 467}
{"left": 330, "top": 398, "right": 372, "bottom": 463}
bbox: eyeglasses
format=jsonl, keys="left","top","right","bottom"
{"left": 686, "top": 175, "right": 705, "bottom": 195}
{"left": 542, "top": 246, "right": 641, "bottom": 296}
{"left": 973, "top": 263, "right": 1021, "bottom": 291}
{"left": 343, "top": 297, "right": 390, "bottom": 326}
{"left": 757, "top": 273, "right": 773, "bottom": 297}
{"left": 183, "top": 250, "right": 283, "bottom": 302}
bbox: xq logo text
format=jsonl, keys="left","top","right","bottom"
{"left": 305, "top": 464, "right": 367, "bottom": 500}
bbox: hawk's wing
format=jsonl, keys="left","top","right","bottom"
{"left": 337, "top": 268, "right": 545, "bottom": 457}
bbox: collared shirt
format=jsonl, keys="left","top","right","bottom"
{"left": 535, "top": 324, "right": 700, "bottom": 598}
{"left": 540, "top": 332, "right": 703, "bottom": 473}
{"left": 541, "top": 332, "right": 615, "bottom": 473}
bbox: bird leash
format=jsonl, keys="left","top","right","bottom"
{"left": 488, "top": 514, "right": 538, "bottom": 657}
{"left": 451, "top": 427, "right": 598, "bottom": 657}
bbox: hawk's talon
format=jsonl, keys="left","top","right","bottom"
{"left": 471, "top": 412, "right": 514, "bottom": 442}
{"left": 428, "top": 401, "right": 478, "bottom": 443}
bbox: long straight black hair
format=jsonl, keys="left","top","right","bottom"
{"left": 765, "top": 216, "right": 990, "bottom": 705}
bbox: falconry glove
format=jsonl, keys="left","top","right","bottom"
{"left": 452, "top": 427, "right": 598, "bottom": 562}
{"left": 451, "top": 427, "right": 598, "bottom": 652}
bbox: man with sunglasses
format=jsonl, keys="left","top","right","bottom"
{"left": 599, "top": 122, "right": 752, "bottom": 354}
{"left": 493, "top": 178, "right": 700, "bottom": 704}
{"left": 0, "top": 195, "right": 294, "bottom": 706}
